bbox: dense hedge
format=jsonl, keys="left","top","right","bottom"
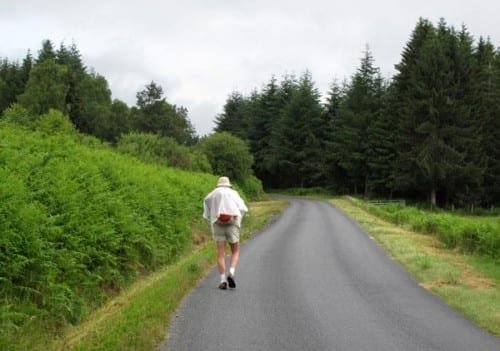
{"left": 0, "top": 125, "right": 216, "bottom": 332}
{"left": 351, "top": 198, "right": 500, "bottom": 259}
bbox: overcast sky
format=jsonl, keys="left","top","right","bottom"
{"left": 1, "top": 1, "right": 499, "bottom": 135}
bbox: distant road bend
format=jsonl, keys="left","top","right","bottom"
{"left": 159, "top": 198, "right": 500, "bottom": 351}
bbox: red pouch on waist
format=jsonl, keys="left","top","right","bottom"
{"left": 218, "top": 213, "right": 232, "bottom": 223}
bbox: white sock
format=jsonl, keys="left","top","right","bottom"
{"left": 220, "top": 274, "right": 227, "bottom": 283}
{"left": 229, "top": 267, "right": 235, "bottom": 277}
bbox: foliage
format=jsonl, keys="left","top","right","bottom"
{"left": 35, "top": 109, "right": 76, "bottom": 136}
{"left": 133, "top": 81, "right": 196, "bottom": 145}
{"left": 237, "top": 175, "right": 264, "bottom": 200}
{"left": 17, "top": 58, "right": 70, "bottom": 115}
{"left": 198, "top": 132, "right": 254, "bottom": 182}
{"left": 117, "top": 132, "right": 211, "bottom": 173}
{"left": 0, "top": 124, "right": 216, "bottom": 339}
{"left": 1, "top": 103, "right": 36, "bottom": 126}
{"left": 214, "top": 91, "right": 252, "bottom": 140}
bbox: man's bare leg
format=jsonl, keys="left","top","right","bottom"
{"left": 216, "top": 241, "right": 226, "bottom": 275}
{"left": 216, "top": 241, "right": 228, "bottom": 289}
{"left": 229, "top": 242, "right": 240, "bottom": 273}
{"left": 227, "top": 242, "right": 239, "bottom": 288}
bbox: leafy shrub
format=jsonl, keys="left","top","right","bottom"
{"left": 1, "top": 103, "right": 37, "bottom": 126}
{"left": 188, "top": 149, "right": 212, "bottom": 173}
{"left": 117, "top": 132, "right": 210, "bottom": 173}
{"left": 0, "top": 125, "right": 216, "bottom": 334}
{"left": 198, "top": 132, "right": 254, "bottom": 182}
{"left": 35, "top": 109, "right": 76, "bottom": 136}
{"left": 238, "top": 175, "right": 264, "bottom": 200}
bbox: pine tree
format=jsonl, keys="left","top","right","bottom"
{"left": 366, "top": 75, "right": 393, "bottom": 197}
{"left": 480, "top": 46, "right": 500, "bottom": 206}
{"left": 265, "top": 74, "right": 299, "bottom": 188}
{"left": 214, "top": 91, "right": 250, "bottom": 140}
{"left": 248, "top": 76, "right": 287, "bottom": 185}
{"left": 391, "top": 19, "right": 436, "bottom": 201}
{"left": 57, "top": 42, "right": 87, "bottom": 126}
{"left": 331, "top": 48, "right": 383, "bottom": 195}
{"left": 269, "top": 72, "right": 324, "bottom": 187}
{"left": 392, "top": 19, "right": 486, "bottom": 206}
{"left": 36, "top": 39, "right": 56, "bottom": 63}
{"left": 322, "top": 79, "right": 347, "bottom": 190}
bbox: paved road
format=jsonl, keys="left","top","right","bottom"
{"left": 158, "top": 199, "right": 499, "bottom": 351}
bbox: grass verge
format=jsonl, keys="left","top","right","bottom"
{"left": 43, "top": 200, "right": 288, "bottom": 351}
{"left": 330, "top": 197, "right": 500, "bottom": 335}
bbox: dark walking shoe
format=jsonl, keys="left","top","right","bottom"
{"left": 218, "top": 281, "right": 227, "bottom": 290}
{"left": 227, "top": 275, "right": 236, "bottom": 289}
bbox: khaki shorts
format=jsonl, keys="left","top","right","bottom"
{"left": 212, "top": 222, "right": 240, "bottom": 244}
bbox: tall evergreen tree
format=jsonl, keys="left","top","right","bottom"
{"left": 0, "top": 53, "right": 32, "bottom": 113}
{"left": 36, "top": 39, "right": 56, "bottom": 63}
{"left": 365, "top": 74, "right": 393, "bottom": 196}
{"left": 331, "top": 48, "right": 383, "bottom": 195}
{"left": 480, "top": 47, "right": 500, "bottom": 205}
{"left": 269, "top": 72, "right": 324, "bottom": 187}
{"left": 57, "top": 42, "right": 87, "bottom": 126}
{"left": 323, "top": 79, "right": 347, "bottom": 190}
{"left": 214, "top": 91, "right": 251, "bottom": 140}
{"left": 392, "top": 20, "right": 485, "bottom": 206}
{"left": 248, "top": 77, "right": 287, "bottom": 185}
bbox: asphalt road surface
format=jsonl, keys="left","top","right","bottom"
{"left": 158, "top": 198, "right": 499, "bottom": 351}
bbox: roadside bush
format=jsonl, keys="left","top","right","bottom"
{"left": 238, "top": 175, "right": 264, "bottom": 200}
{"left": 0, "top": 125, "right": 216, "bottom": 334}
{"left": 197, "top": 132, "right": 254, "bottom": 182}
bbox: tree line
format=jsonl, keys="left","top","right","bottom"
{"left": 0, "top": 39, "right": 261, "bottom": 197}
{"left": 214, "top": 18, "right": 500, "bottom": 208}
{"left": 0, "top": 40, "right": 196, "bottom": 144}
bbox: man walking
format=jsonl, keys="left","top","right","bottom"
{"left": 203, "top": 176, "right": 248, "bottom": 290}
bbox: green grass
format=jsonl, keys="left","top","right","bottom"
{"left": 347, "top": 197, "right": 500, "bottom": 258}
{"left": 331, "top": 197, "right": 500, "bottom": 335}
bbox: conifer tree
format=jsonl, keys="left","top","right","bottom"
{"left": 36, "top": 39, "right": 56, "bottom": 63}
{"left": 331, "top": 49, "right": 383, "bottom": 195}
{"left": 322, "top": 79, "right": 346, "bottom": 190}
{"left": 269, "top": 72, "right": 324, "bottom": 187}
{"left": 214, "top": 91, "right": 251, "bottom": 140}
{"left": 248, "top": 77, "right": 286, "bottom": 185}
{"left": 392, "top": 20, "right": 486, "bottom": 206}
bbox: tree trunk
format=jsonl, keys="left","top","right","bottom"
{"left": 430, "top": 187, "right": 437, "bottom": 207}
{"left": 364, "top": 175, "right": 369, "bottom": 198}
